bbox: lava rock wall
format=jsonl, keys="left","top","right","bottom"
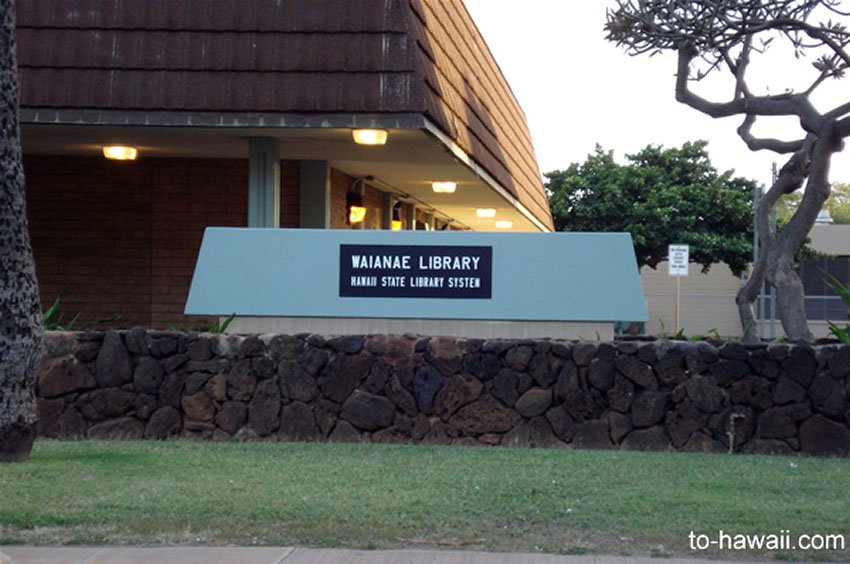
{"left": 36, "top": 331, "right": 850, "bottom": 456}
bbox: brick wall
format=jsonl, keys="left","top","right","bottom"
{"left": 330, "top": 168, "right": 351, "bottom": 229}
{"left": 280, "top": 160, "right": 300, "bottom": 228}
{"left": 25, "top": 156, "right": 370, "bottom": 327}
{"left": 26, "top": 156, "right": 157, "bottom": 327}
{"left": 330, "top": 168, "right": 386, "bottom": 230}
{"left": 147, "top": 159, "right": 249, "bottom": 326}
{"left": 24, "top": 155, "right": 264, "bottom": 327}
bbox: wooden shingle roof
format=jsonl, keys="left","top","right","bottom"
{"left": 16, "top": 0, "right": 553, "bottom": 230}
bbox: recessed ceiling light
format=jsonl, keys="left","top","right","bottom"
{"left": 476, "top": 208, "right": 497, "bottom": 218}
{"left": 495, "top": 220, "right": 513, "bottom": 229}
{"left": 102, "top": 146, "right": 138, "bottom": 160}
{"left": 352, "top": 129, "right": 388, "bottom": 146}
{"left": 431, "top": 181, "right": 457, "bottom": 193}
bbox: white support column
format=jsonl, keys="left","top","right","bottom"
{"left": 248, "top": 138, "right": 280, "bottom": 228}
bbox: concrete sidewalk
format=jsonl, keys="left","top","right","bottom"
{"left": 0, "top": 546, "right": 781, "bottom": 564}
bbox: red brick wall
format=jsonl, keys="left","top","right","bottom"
{"left": 147, "top": 159, "right": 248, "bottom": 326}
{"left": 281, "top": 160, "right": 300, "bottom": 228}
{"left": 362, "top": 180, "right": 385, "bottom": 231}
{"left": 25, "top": 157, "right": 359, "bottom": 327}
{"left": 26, "top": 156, "right": 155, "bottom": 327}
{"left": 25, "top": 155, "right": 257, "bottom": 328}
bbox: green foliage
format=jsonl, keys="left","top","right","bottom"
{"left": 167, "top": 314, "right": 236, "bottom": 334}
{"left": 830, "top": 183, "right": 850, "bottom": 224}
{"left": 546, "top": 141, "right": 756, "bottom": 276}
{"left": 206, "top": 313, "right": 236, "bottom": 334}
{"left": 686, "top": 328, "right": 722, "bottom": 342}
{"left": 42, "top": 289, "right": 121, "bottom": 331}
{"left": 42, "top": 289, "right": 80, "bottom": 331}
{"left": 657, "top": 325, "right": 727, "bottom": 342}
{"left": 823, "top": 270, "right": 850, "bottom": 343}
{"left": 828, "top": 321, "right": 850, "bottom": 343}
{"left": 777, "top": 182, "right": 850, "bottom": 225}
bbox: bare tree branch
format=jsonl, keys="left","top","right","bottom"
{"left": 674, "top": 42, "right": 824, "bottom": 131}
{"left": 803, "top": 69, "right": 833, "bottom": 96}
{"left": 838, "top": 114, "right": 850, "bottom": 136}
{"left": 829, "top": 101, "right": 850, "bottom": 118}
{"left": 732, "top": 37, "right": 752, "bottom": 98}
{"left": 736, "top": 114, "right": 806, "bottom": 153}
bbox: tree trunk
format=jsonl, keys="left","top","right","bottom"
{"left": 738, "top": 135, "right": 839, "bottom": 344}
{"left": 0, "top": 0, "right": 42, "bottom": 462}
{"left": 773, "top": 259, "right": 813, "bottom": 342}
{"left": 737, "top": 152, "right": 804, "bottom": 344}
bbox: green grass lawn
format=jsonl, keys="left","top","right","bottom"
{"left": 0, "top": 440, "right": 848, "bottom": 560}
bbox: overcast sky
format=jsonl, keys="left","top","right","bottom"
{"left": 463, "top": 1, "right": 850, "bottom": 188}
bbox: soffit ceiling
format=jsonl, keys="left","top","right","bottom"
{"left": 21, "top": 123, "right": 544, "bottom": 232}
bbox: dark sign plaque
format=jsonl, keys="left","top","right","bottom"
{"left": 339, "top": 244, "right": 492, "bottom": 299}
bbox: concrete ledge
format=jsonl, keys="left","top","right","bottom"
{"left": 227, "top": 317, "right": 613, "bottom": 340}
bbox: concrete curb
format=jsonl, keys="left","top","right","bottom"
{"left": 0, "top": 546, "right": 789, "bottom": 564}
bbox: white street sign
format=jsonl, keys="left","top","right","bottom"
{"left": 668, "top": 244, "right": 689, "bottom": 277}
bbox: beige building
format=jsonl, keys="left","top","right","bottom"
{"left": 641, "top": 224, "right": 850, "bottom": 339}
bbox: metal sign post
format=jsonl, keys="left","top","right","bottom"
{"left": 668, "top": 244, "right": 689, "bottom": 333}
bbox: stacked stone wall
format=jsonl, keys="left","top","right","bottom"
{"left": 36, "top": 331, "right": 850, "bottom": 457}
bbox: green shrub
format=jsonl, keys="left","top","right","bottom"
{"left": 824, "top": 271, "right": 850, "bottom": 343}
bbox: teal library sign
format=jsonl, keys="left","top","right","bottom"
{"left": 185, "top": 228, "right": 648, "bottom": 323}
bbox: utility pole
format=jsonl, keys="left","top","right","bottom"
{"left": 769, "top": 163, "right": 778, "bottom": 340}
{"left": 755, "top": 163, "right": 779, "bottom": 340}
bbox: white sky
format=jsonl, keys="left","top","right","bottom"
{"left": 463, "top": 1, "right": 850, "bottom": 188}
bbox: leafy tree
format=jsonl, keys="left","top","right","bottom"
{"left": 777, "top": 181, "right": 850, "bottom": 223}
{"left": 606, "top": 0, "right": 850, "bottom": 344}
{"left": 547, "top": 141, "right": 755, "bottom": 276}
{"left": 0, "top": 0, "right": 42, "bottom": 462}
{"left": 830, "top": 182, "right": 850, "bottom": 223}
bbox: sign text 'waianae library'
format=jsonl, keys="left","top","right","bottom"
{"left": 339, "top": 244, "right": 492, "bottom": 299}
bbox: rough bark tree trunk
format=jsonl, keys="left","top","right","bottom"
{"left": 0, "top": 0, "right": 43, "bottom": 462}
{"left": 738, "top": 134, "right": 840, "bottom": 344}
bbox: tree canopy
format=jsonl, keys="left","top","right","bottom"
{"left": 605, "top": 0, "right": 850, "bottom": 343}
{"left": 827, "top": 182, "right": 850, "bottom": 223}
{"left": 777, "top": 181, "right": 850, "bottom": 224}
{"left": 546, "top": 141, "right": 756, "bottom": 276}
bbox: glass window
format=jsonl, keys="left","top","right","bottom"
{"left": 796, "top": 256, "right": 850, "bottom": 321}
